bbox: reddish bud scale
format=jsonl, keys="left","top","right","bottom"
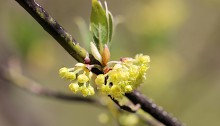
{"left": 104, "top": 67, "right": 112, "bottom": 74}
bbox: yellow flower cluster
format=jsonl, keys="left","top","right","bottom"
{"left": 95, "top": 54, "right": 150, "bottom": 99}
{"left": 59, "top": 63, "right": 94, "bottom": 97}
{"left": 59, "top": 54, "right": 150, "bottom": 99}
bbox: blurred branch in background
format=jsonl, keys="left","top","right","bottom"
{"left": 0, "top": 58, "right": 103, "bottom": 107}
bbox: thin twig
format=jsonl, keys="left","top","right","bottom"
{"left": 14, "top": 0, "right": 183, "bottom": 125}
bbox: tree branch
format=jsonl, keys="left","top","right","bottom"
{"left": 126, "top": 91, "right": 183, "bottom": 126}
{"left": 15, "top": 0, "right": 87, "bottom": 62}
{"left": 109, "top": 95, "right": 139, "bottom": 113}
{"left": 14, "top": 0, "right": 183, "bottom": 126}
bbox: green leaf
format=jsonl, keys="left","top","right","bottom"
{"left": 104, "top": 1, "right": 114, "bottom": 46}
{"left": 107, "top": 11, "right": 113, "bottom": 46}
{"left": 90, "top": 0, "right": 114, "bottom": 53}
{"left": 90, "top": 0, "right": 108, "bottom": 52}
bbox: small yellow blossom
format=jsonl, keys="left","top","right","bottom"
{"left": 125, "top": 85, "right": 133, "bottom": 92}
{"left": 101, "top": 54, "right": 150, "bottom": 99}
{"left": 88, "top": 85, "right": 95, "bottom": 95}
{"left": 135, "top": 54, "right": 150, "bottom": 64}
{"left": 69, "top": 83, "right": 79, "bottom": 93}
{"left": 110, "top": 85, "right": 123, "bottom": 99}
{"left": 80, "top": 86, "right": 90, "bottom": 97}
{"left": 59, "top": 67, "right": 68, "bottom": 78}
{"left": 95, "top": 74, "right": 105, "bottom": 86}
{"left": 59, "top": 54, "right": 150, "bottom": 99}
{"left": 100, "top": 85, "right": 111, "bottom": 94}
{"left": 77, "top": 74, "right": 89, "bottom": 83}
{"left": 65, "top": 72, "right": 76, "bottom": 81}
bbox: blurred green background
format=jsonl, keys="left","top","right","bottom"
{"left": 1, "top": 0, "right": 220, "bottom": 126}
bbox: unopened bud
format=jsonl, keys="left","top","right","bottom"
{"left": 80, "top": 87, "right": 90, "bottom": 97}
{"left": 125, "top": 85, "right": 133, "bottom": 92}
{"left": 69, "top": 83, "right": 79, "bottom": 93}
{"left": 102, "top": 44, "right": 110, "bottom": 66}
{"left": 77, "top": 74, "right": 89, "bottom": 83}
{"left": 59, "top": 67, "right": 68, "bottom": 78}
{"left": 95, "top": 74, "right": 105, "bottom": 85}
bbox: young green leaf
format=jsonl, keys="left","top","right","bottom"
{"left": 107, "top": 11, "right": 113, "bottom": 46}
{"left": 104, "top": 1, "right": 114, "bottom": 46}
{"left": 90, "top": 0, "right": 108, "bottom": 53}
{"left": 90, "top": 0, "right": 114, "bottom": 53}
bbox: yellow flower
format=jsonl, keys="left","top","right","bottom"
{"left": 77, "top": 74, "right": 89, "bottom": 83}
{"left": 80, "top": 86, "right": 90, "bottom": 97}
{"left": 135, "top": 54, "right": 150, "bottom": 64}
{"left": 69, "top": 83, "right": 79, "bottom": 93}
{"left": 95, "top": 74, "right": 105, "bottom": 86}
{"left": 88, "top": 85, "right": 95, "bottom": 95}
{"left": 100, "top": 85, "right": 110, "bottom": 94}
{"left": 125, "top": 85, "right": 133, "bottom": 92}
{"left": 59, "top": 67, "right": 68, "bottom": 78}
{"left": 110, "top": 85, "right": 123, "bottom": 99}
{"left": 59, "top": 53, "right": 150, "bottom": 99}
{"left": 65, "top": 72, "right": 76, "bottom": 81}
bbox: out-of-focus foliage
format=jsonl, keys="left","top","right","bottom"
{"left": 1, "top": 0, "right": 220, "bottom": 126}
{"left": 126, "top": 0, "right": 186, "bottom": 36}
{"left": 124, "top": 0, "right": 187, "bottom": 51}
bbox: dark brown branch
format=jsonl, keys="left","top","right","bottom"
{"left": 15, "top": 0, "right": 87, "bottom": 62}
{"left": 126, "top": 90, "right": 183, "bottom": 126}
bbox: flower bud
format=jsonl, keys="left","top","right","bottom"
{"left": 69, "top": 83, "right": 79, "bottom": 93}
{"left": 102, "top": 44, "right": 110, "bottom": 66}
{"left": 100, "top": 85, "right": 110, "bottom": 94}
{"left": 125, "top": 85, "right": 133, "bottom": 92}
{"left": 95, "top": 74, "right": 105, "bottom": 85}
{"left": 135, "top": 54, "right": 150, "bottom": 64}
{"left": 88, "top": 85, "right": 95, "bottom": 95}
{"left": 110, "top": 85, "right": 123, "bottom": 99}
{"left": 59, "top": 67, "right": 68, "bottom": 78}
{"left": 77, "top": 74, "right": 89, "bottom": 83}
{"left": 111, "top": 85, "right": 121, "bottom": 94}
{"left": 66, "top": 72, "right": 76, "bottom": 81}
{"left": 80, "top": 87, "right": 90, "bottom": 97}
